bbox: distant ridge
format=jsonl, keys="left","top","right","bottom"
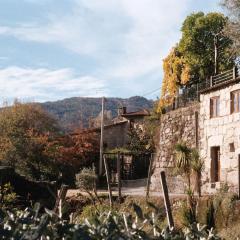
{"left": 40, "top": 96, "right": 153, "bottom": 131}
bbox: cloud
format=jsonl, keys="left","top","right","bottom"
{"left": 0, "top": 1, "right": 188, "bottom": 74}
{"left": 0, "top": 67, "right": 107, "bottom": 102}
{"left": 0, "top": 0, "right": 219, "bottom": 100}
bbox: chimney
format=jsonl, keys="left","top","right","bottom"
{"left": 118, "top": 106, "right": 127, "bottom": 116}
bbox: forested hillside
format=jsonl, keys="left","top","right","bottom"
{"left": 40, "top": 96, "right": 153, "bottom": 131}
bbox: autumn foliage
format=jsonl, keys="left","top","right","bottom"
{"left": 55, "top": 130, "right": 100, "bottom": 169}
{"left": 159, "top": 12, "right": 234, "bottom": 111}
{"left": 159, "top": 47, "right": 190, "bottom": 109}
{"left": 0, "top": 102, "right": 99, "bottom": 182}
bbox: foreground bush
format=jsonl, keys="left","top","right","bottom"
{"left": 0, "top": 202, "right": 220, "bottom": 240}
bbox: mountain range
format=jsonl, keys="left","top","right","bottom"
{"left": 40, "top": 96, "right": 154, "bottom": 131}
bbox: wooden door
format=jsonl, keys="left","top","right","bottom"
{"left": 211, "top": 146, "right": 220, "bottom": 182}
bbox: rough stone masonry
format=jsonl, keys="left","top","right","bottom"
{"left": 151, "top": 102, "right": 200, "bottom": 193}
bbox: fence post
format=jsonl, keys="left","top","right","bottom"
{"left": 196, "top": 83, "right": 199, "bottom": 101}
{"left": 117, "top": 152, "right": 122, "bottom": 202}
{"left": 160, "top": 171, "right": 174, "bottom": 228}
{"left": 146, "top": 153, "right": 154, "bottom": 199}
{"left": 103, "top": 155, "right": 113, "bottom": 207}
{"left": 53, "top": 185, "right": 68, "bottom": 218}
{"left": 210, "top": 76, "right": 213, "bottom": 87}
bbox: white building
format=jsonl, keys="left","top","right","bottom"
{"left": 199, "top": 68, "right": 240, "bottom": 193}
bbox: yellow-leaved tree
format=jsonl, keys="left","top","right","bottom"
{"left": 158, "top": 47, "right": 190, "bottom": 111}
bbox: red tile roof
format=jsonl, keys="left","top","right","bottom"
{"left": 121, "top": 109, "right": 150, "bottom": 117}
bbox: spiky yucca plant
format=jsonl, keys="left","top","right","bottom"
{"left": 175, "top": 141, "right": 192, "bottom": 190}
{"left": 191, "top": 149, "right": 204, "bottom": 197}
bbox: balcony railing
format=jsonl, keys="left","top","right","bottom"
{"left": 199, "top": 66, "right": 239, "bottom": 91}
{"left": 163, "top": 66, "right": 239, "bottom": 112}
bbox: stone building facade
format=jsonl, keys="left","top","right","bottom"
{"left": 199, "top": 81, "right": 240, "bottom": 193}
{"left": 102, "top": 121, "right": 129, "bottom": 149}
{"left": 88, "top": 107, "right": 150, "bottom": 150}
{"left": 151, "top": 70, "right": 240, "bottom": 194}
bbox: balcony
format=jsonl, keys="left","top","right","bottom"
{"left": 199, "top": 66, "right": 239, "bottom": 93}
{"left": 163, "top": 66, "right": 239, "bottom": 112}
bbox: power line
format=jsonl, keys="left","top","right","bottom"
{"left": 141, "top": 87, "right": 161, "bottom": 97}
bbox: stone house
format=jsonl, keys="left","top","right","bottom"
{"left": 199, "top": 73, "right": 240, "bottom": 193}
{"left": 88, "top": 107, "right": 150, "bottom": 150}
{"left": 151, "top": 67, "right": 240, "bottom": 194}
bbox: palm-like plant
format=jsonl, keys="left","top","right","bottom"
{"left": 175, "top": 141, "right": 192, "bottom": 190}
{"left": 191, "top": 149, "right": 204, "bottom": 197}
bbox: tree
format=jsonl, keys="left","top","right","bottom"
{"left": 127, "top": 126, "right": 153, "bottom": 154}
{"left": 159, "top": 12, "right": 234, "bottom": 109}
{"left": 0, "top": 102, "right": 60, "bottom": 181}
{"left": 159, "top": 47, "right": 190, "bottom": 109}
{"left": 178, "top": 12, "right": 234, "bottom": 79}
{"left": 52, "top": 129, "right": 99, "bottom": 186}
{"left": 56, "top": 130, "right": 100, "bottom": 169}
{"left": 222, "top": 0, "right": 240, "bottom": 59}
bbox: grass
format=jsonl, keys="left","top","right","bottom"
{"left": 66, "top": 192, "right": 240, "bottom": 238}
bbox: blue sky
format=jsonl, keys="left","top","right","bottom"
{"left": 0, "top": 0, "right": 221, "bottom": 102}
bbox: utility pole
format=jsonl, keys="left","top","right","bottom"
{"left": 99, "top": 97, "right": 105, "bottom": 175}
{"left": 214, "top": 34, "right": 219, "bottom": 75}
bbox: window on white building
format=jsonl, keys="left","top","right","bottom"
{"left": 229, "top": 142, "right": 235, "bottom": 152}
{"left": 231, "top": 90, "right": 240, "bottom": 113}
{"left": 210, "top": 96, "right": 220, "bottom": 118}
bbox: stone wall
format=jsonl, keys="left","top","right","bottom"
{"left": 199, "top": 82, "right": 240, "bottom": 193}
{"left": 151, "top": 102, "right": 200, "bottom": 193}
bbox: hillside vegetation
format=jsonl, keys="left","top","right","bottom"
{"left": 40, "top": 96, "right": 153, "bottom": 131}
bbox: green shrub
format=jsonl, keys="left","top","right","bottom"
{"left": 76, "top": 168, "right": 97, "bottom": 192}
{"left": 0, "top": 183, "right": 17, "bottom": 210}
{"left": 0, "top": 202, "right": 220, "bottom": 239}
{"left": 75, "top": 167, "right": 100, "bottom": 204}
{"left": 75, "top": 200, "right": 117, "bottom": 223}
{"left": 212, "top": 190, "right": 238, "bottom": 229}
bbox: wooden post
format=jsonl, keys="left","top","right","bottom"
{"left": 160, "top": 171, "right": 174, "bottom": 228}
{"left": 194, "top": 111, "right": 199, "bottom": 149}
{"left": 146, "top": 153, "right": 154, "bottom": 199}
{"left": 210, "top": 76, "right": 213, "bottom": 87}
{"left": 103, "top": 155, "right": 113, "bottom": 207}
{"left": 238, "top": 155, "right": 240, "bottom": 199}
{"left": 99, "top": 97, "right": 105, "bottom": 175}
{"left": 214, "top": 34, "right": 219, "bottom": 75}
{"left": 53, "top": 185, "right": 68, "bottom": 218}
{"left": 196, "top": 83, "right": 199, "bottom": 101}
{"left": 117, "top": 152, "right": 122, "bottom": 202}
{"left": 233, "top": 66, "right": 236, "bottom": 80}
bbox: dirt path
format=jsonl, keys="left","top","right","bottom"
{"left": 67, "top": 187, "right": 185, "bottom": 198}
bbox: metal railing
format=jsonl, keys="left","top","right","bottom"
{"left": 103, "top": 152, "right": 152, "bottom": 181}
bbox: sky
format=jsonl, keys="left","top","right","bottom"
{"left": 0, "top": 0, "right": 222, "bottom": 103}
